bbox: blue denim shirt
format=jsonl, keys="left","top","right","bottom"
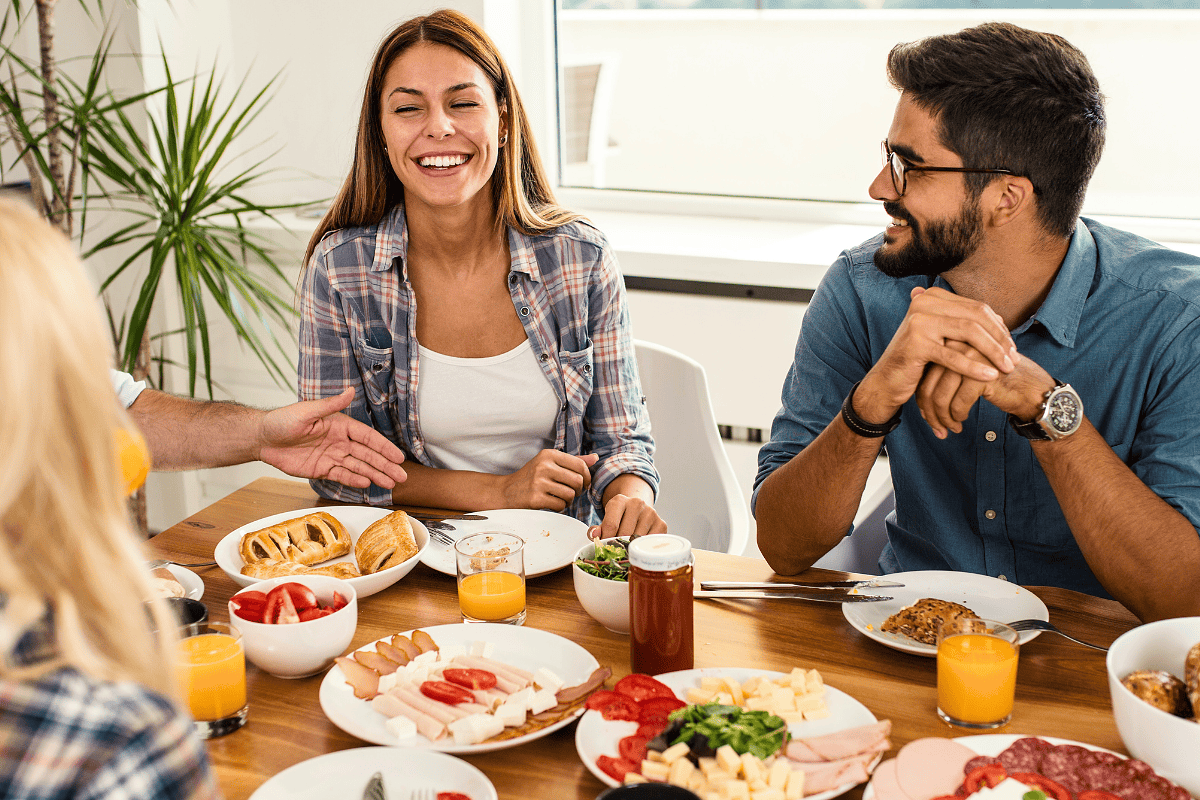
{"left": 753, "top": 219, "right": 1200, "bottom": 597}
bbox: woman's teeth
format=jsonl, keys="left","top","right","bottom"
{"left": 419, "top": 154, "right": 469, "bottom": 168}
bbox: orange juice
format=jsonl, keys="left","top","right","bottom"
{"left": 937, "top": 632, "right": 1018, "bottom": 726}
{"left": 177, "top": 632, "right": 246, "bottom": 720}
{"left": 116, "top": 427, "right": 150, "bottom": 496}
{"left": 458, "top": 571, "right": 526, "bottom": 621}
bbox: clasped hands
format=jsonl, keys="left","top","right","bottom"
{"left": 501, "top": 449, "right": 667, "bottom": 541}
{"left": 859, "top": 286, "right": 1058, "bottom": 439}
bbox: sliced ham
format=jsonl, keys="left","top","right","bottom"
{"left": 796, "top": 754, "right": 873, "bottom": 794}
{"left": 393, "top": 686, "right": 474, "bottom": 724}
{"left": 455, "top": 654, "right": 534, "bottom": 683}
{"left": 786, "top": 720, "right": 892, "bottom": 762}
{"left": 473, "top": 688, "right": 509, "bottom": 709}
{"left": 555, "top": 666, "right": 613, "bottom": 706}
{"left": 376, "top": 640, "right": 411, "bottom": 666}
{"left": 336, "top": 656, "right": 379, "bottom": 700}
{"left": 372, "top": 691, "right": 446, "bottom": 740}
{"left": 411, "top": 629, "right": 439, "bottom": 653}
{"left": 868, "top": 759, "right": 910, "bottom": 800}
{"left": 355, "top": 650, "right": 401, "bottom": 675}
{"left": 390, "top": 634, "right": 422, "bottom": 660}
{"left": 895, "top": 737, "right": 978, "bottom": 800}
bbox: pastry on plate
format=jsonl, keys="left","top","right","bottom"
{"left": 355, "top": 511, "right": 418, "bottom": 574}
{"left": 241, "top": 558, "right": 362, "bottom": 580}
{"left": 881, "top": 597, "right": 979, "bottom": 646}
{"left": 239, "top": 511, "right": 351, "bottom": 566}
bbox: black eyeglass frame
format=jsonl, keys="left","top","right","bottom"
{"left": 882, "top": 140, "right": 1015, "bottom": 196}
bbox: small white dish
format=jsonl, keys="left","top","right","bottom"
{"left": 841, "top": 570, "right": 1050, "bottom": 657}
{"left": 165, "top": 564, "right": 204, "bottom": 600}
{"left": 215, "top": 506, "right": 428, "bottom": 599}
{"left": 420, "top": 508, "right": 590, "bottom": 578}
{"left": 247, "top": 746, "right": 497, "bottom": 800}
{"left": 572, "top": 539, "right": 631, "bottom": 634}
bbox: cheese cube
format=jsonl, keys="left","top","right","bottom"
{"left": 750, "top": 789, "right": 786, "bottom": 800}
{"left": 688, "top": 770, "right": 708, "bottom": 793}
{"left": 715, "top": 745, "right": 741, "bottom": 774}
{"left": 646, "top": 750, "right": 665, "bottom": 763}
{"left": 741, "top": 753, "right": 765, "bottom": 783}
{"left": 744, "top": 696, "right": 772, "bottom": 711}
{"left": 493, "top": 701, "right": 526, "bottom": 727}
{"left": 469, "top": 641, "right": 494, "bottom": 658}
{"left": 766, "top": 759, "right": 791, "bottom": 790}
{"left": 507, "top": 687, "right": 534, "bottom": 710}
{"left": 714, "top": 692, "right": 734, "bottom": 706}
{"left": 698, "top": 757, "right": 720, "bottom": 777}
{"left": 533, "top": 667, "right": 564, "bottom": 692}
{"left": 438, "top": 644, "right": 467, "bottom": 661}
{"left": 641, "top": 760, "right": 671, "bottom": 782}
{"left": 403, "top": 664, "right": 430, "bottom": 684}
{"left": 788, "top": 668, "right": 808, "bottom": 690}
{"left": 741, "top": 677, "right": 764, "bottom": 696}
{"left": 802, "top": 707, "right": 831, "bottom": 721}
{"left": 748, "top": 778, "right": 772, "bottom": 793}
{"left": 668, "top": 756, "right": 696, "bottom": 786}
{"left": 794, "top": 693, "right": 825, "bottom": 713}
{"left": 662, "top": 742, "right": 692, "bottom": 765}
{"left": 701, "top": 677, "right": 724, "bottom": 691}
{"left": 529, "top": 687, "right": 557, "bottom": 714}
{"left": 720, "top": 779, "right": 751, "bottom": 800}
{"left": 688, "top": 687, "right": 717, "bottom": 704}
{"left": 413, "top": 650, "right": 439, "bottom": 665}
{"left": 769, "top": 687, "right": 795, "bottom": 711}
{"left": 721, "top": 678, "right": 745, "bottom": 704}
{"left": 625, "top": 773, "right": 649, "bottom": 785}
{"left": 377, "top": 671, "right": 399, "bottom": 693}
{"left": 384, "top": 714, "right": 417, "bottom": 741}
{"left": 805, "top": 669, "right": 823, "bottom": 692}
{"left": 785, "top": 768, "right": 805, "bottom": 800}
{"left": 448, "top": 713, "right": 503, "bottom": 746}
{"left": 779, "top": 711, "right": 805, "bottom": 726}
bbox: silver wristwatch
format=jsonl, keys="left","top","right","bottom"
{"left": 1008, "top": 381, "right": 1083, "bottom": 441}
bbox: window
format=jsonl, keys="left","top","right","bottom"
{"left": 557, "top": 3, "right": 1200, "bottom": 220}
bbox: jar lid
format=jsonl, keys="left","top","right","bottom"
{"left": 628, "top": 534, "right": 692, "bottom": 571}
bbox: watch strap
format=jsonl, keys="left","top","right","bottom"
{"left": 841, "top": 380, "right": 902, "bottom": 438}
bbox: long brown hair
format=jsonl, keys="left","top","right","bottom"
{"left": 304, "top": 9, "right": 579, "bottom": 267}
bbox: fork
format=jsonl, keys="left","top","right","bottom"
{"left": 146, "top": 558, "right": 218, "bottom": 569}
{"left": 1008, "top": 618, "right": 1108, "bottom": 652}
{"left": 422, "top": 520, "right": 456, "bottom": 547}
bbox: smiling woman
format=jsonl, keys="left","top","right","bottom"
{"left": 297, "top": 10, "right": 667, "bottom": 541}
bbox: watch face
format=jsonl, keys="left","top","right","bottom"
{"left": 1047, "top": 390, "right": 1082, "bottom": 433}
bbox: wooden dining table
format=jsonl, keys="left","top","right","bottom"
{"left": 150, "top": 477, "right": 1142, "bottom": 800}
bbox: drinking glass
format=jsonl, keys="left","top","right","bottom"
{"left": 455, "top": 532, "right": 526, "bottom": 625}
{"left": 176, "top": 621, "right": 248, "bottom": 738}
{"left": 937, "top": 617, "right": 1019, "bottom": 728}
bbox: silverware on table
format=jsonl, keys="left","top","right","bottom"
{"left": 694, "top": 589, "right": 892, "bottom": 603}
{"left": 424, "top": 524, "right": 456, "bottom": 547}
{"left": 362, "top": 771, "right": 387, "bottom": 800}
{"left": 700, "top": 579, "right": 904, "bottom": 591}
{"left": 145, "top": 558, "right": 218, "bottom": 570}
{"left": 402, "top": 512, "right": 488, "bottom": 522}
{"left": 1008, "top": 618, "right": 1108, "bottom": 652}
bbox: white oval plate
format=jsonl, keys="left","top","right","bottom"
{"left": 419, "top": 508, "right": 591, "bottom": 578}
{"left": 166, "top": 564, "right": 204, "bottom": 601}
{"left": 247, "top": 745, "right": 497, "bottom": 800}
{"left": 215, "top": 506, "right": 429, "bottom": 599}
{"left": 319, "top": 622, "right": 601, "bottom": 754}
{"left": 841, "top": 571, "right": 1050, "bottom": 657}
{"left": 576, "top": 667, "right": 879, "bottom": 795}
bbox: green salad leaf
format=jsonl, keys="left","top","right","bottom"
{"left": 574, "top": 538, "right": 630, "bottom": 582}
{"left": 667, "top": 702, "right": 789, "bottom": 760}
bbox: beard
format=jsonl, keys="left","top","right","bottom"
{"left": 873, "top": 198, "right": 983, "bottom": 279}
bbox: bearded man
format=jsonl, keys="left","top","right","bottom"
{"left": 752, "top": 22, "right": 1200, "bottom": 622}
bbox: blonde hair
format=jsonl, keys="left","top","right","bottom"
{"left": 0, "top": 199, "right": 179, "bottom": 697}
{"left": 304, "top": 8, "right": 581, "bottom": 267}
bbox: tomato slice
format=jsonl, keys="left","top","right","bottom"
{"left": 443, "top": 668, "right": 498, "bottom": 691}
{"left": 297, "top": 606, "right": 333, "bottom": 622}
{"left": 615, "top": 674, "right": 676, "bottom": 702}
{"left": 636, "top": 721, "right": 667, "bottom": 740}
{"left": 270, "top": 581, "right": 319, "bottom": 612}
{"left": 230, "top": 590, "right": 268, "bottom": 624}
{"left": 618, "top": 734, "right": 650, "bottom": 765}
{"left": 1010, "top": 774, "right": 1072, "bottom": 800}
{"left": 585, "top": 690, "right": 642, "bottom": 722}
{"left": 437, "top": 794, "right": 472, "bottom": 800}
{"left": 329, "top": 591, "right": 349, "bottom": 611}
{"left": 637, "top": 696, "right": 687, "bottom": 728}
{"left": 264, "top": 586, "right": 300, "bottom": 624}
{"left": 420, "top": 680, "right": 475, "bottom": 705}
{"left": 596, "top": 754, "right": 640, "bottom": 784}
{"left": 964, "top": 764, "right": 1009, "bottom": 795}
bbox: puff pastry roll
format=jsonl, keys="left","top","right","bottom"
{"left": 240, "top": 559, "right": 361, "bottom": 580}
{"left": 239, "top": 511, "right": 351, "bottom": 566}
{"left": 355, "top": 511, "right": 418, "bottom": 574}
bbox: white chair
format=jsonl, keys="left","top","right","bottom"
{"left": 634, "top": 340, "right": 750, "bottom": 555}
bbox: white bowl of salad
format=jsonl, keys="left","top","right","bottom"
{"left": 573, "top": 538, "right": 631, "bottom": 634}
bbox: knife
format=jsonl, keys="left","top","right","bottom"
{"left": 700, "top": 579, "right": 904, "bottom": 591}
{"left": 694, "top": 590, "right": 892, "bottom": 603}
{"left": 362, "top": 772, "right": 386, "bottom": 800}
{"left": 402, "top": 512, "right": 488, "bottom": 521}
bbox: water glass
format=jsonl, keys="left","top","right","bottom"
{"left": 937, "top": 617, "right": 1019, "bottom": 728}
{"left": 455, "top": 532, "right": 526, "bottom": 625}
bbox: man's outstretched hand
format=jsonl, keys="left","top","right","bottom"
{"left": 258, "top": 388, "right": 407, "bottom": 489}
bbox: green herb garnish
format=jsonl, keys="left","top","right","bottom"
{"left": 575, "top": 538, "right": 631, "bottom": 582}
{"left": 1023, "top": 792, "right": 1048, "bottom": 800}
{"left": 666, "top": 702, "right": 788, "bottom": 760}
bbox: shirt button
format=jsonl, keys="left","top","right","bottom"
{"left": 583, "top": 364, "right": 592, "bottom": 374}
{"left": 985, "top": 509, "right": 996, "bottom": 520}
{"left": 519, "top": 306, "right": 530, "bottom": 317}
{"left": 985, "top": 430, "right": 997, "bottom": 442}
{"left": 509, "top": 273, "right": 517, "bottom": 283}
{"left": 539, "top": 353, "right": 550, "bottom": 363}
{"left": 372, "top": 363, "right": 385, "bottom": 373}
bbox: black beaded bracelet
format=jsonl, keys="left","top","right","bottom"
{"left": 840, "top": 380, "right": 902, "bottom": 438}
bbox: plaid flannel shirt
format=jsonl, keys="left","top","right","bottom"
{"left": 0, "top": 606, "right": 220, "bottom": 800}
{"left": 298, "top": 204, "right": 658, "bottom": 524}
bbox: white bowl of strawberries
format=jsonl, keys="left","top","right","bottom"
{"left": 229, "top": 575, "right": 358, "bottom": 679}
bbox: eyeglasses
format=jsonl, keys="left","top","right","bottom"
{"left": 882, "top": 140, "right": 1014, "bottom": 196}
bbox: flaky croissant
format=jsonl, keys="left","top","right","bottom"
{"left": 355, "top": 511, "right": 418, "bottom": 574}
{"left": 239, "top": 512, "right": 351, "bottom": 566}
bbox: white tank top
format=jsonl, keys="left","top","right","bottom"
{"left": 417, "top": 339, "right": 559, "bottom": 475}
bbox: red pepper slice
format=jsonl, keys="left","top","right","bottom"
{"left": 614, "top": 673, "right": 677, "bottom": 702}
{"left": 964, "top": 764, "right": 1009, "bottom": 795}
{"left": 585, "top": 690, "right": 642, "bottom": 722}
{"left": 443, "top": 668, "right": 498, "bottom": 691}
{"left": 419, "top": 680, "right": 475, "bottom": 705}
{"left": 1010, "top": 773, "right": 1072, "bottom": 800}
{"left": 596, "top": 754, "right": 640, "bottom": 784}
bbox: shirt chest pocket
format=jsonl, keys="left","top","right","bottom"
{"left": 358, "top": 331, "right": 395, "bottom": 406}
{"left": 559, "top": 342, "right": 594, "bottom": 415}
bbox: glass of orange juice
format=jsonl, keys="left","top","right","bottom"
{"left": 455, "top": 532, "right": 526, "bottom": 626}
{"left": 176, "top": 621, "right": 248, "bottom": 738}
{"left": 937, "top": 617, "right": 1019, "bottom": 729}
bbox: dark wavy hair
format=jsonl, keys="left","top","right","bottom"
{"left": 887, "top": 22, "right": 1105, "bottom": 239}
{"left": 304, "top": 9, "right": 579, "bottom": 266}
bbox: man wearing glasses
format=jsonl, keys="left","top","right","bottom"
{"left": 753, "top": 22, "right": 1200, "bottom": 622}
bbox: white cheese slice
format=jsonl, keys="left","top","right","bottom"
{"left": 384, "top": 715, "right": 418, "bottom": 741}
{"left": 413, "top": 650, "right": 439, "bottom": 665}
{"left": 376, "top": 672, "right": 398, "bottom": 693}
{"left": 494, "top": 700, "right": 527, "bottom": 727}
{"left": 448, "top": 712, "right": 505, "bottom": 745}
{"left": 507, "top": 687, "right": 534, "bottom": 710}
{"left": 973, "top": 778, "right": 1034, "bottom": 800}
{"left": 438, "top": 644, "right": 467, "bottom": 661}
{"left": 533, "top": 667, "right": 564, "bottom": 692}
{"left": 529, "top": 687, "right": 557, "bottom": 714}
{"left": 469, "top": 640, "right": 495, "bottom": 658}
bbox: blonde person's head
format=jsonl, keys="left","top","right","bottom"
{"left": 0, "top": 199, "right": 178, "bottom": 697}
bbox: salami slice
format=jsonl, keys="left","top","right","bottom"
{"left": 998, "top": 738, "right": 1051, "bottom": 773}
{"left": 964, "top": 756, "right": 1003, "bottom": 774}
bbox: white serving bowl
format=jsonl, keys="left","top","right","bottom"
{"left": 214, "top": 506, "right": 429, "bottom": 599}
{"left": 229, "top": 575, "right": 358, "bottom": 679}
{"left": 1106, "top": 616, "right": 1200, "bottom": 797}
{"left": 572, "top": 539, "right": 630, "bottom": 634}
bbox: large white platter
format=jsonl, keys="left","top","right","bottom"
{"left": 247, "top": 745, "right": 497, "bottom": 800}
{"left": 576, "top": 667, "right": 879, "bottom": 796}
{"left": 419, "top": 508, "right": 590, "bottom": 578}
{"left": 841, "top": 571, "right": 1050, "bottom": 657}
{"left": 319, "top": 622, "right": 601, "bottom": 754}
{"left": 215, "top": 506, "right": 428, "bottom": 599}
